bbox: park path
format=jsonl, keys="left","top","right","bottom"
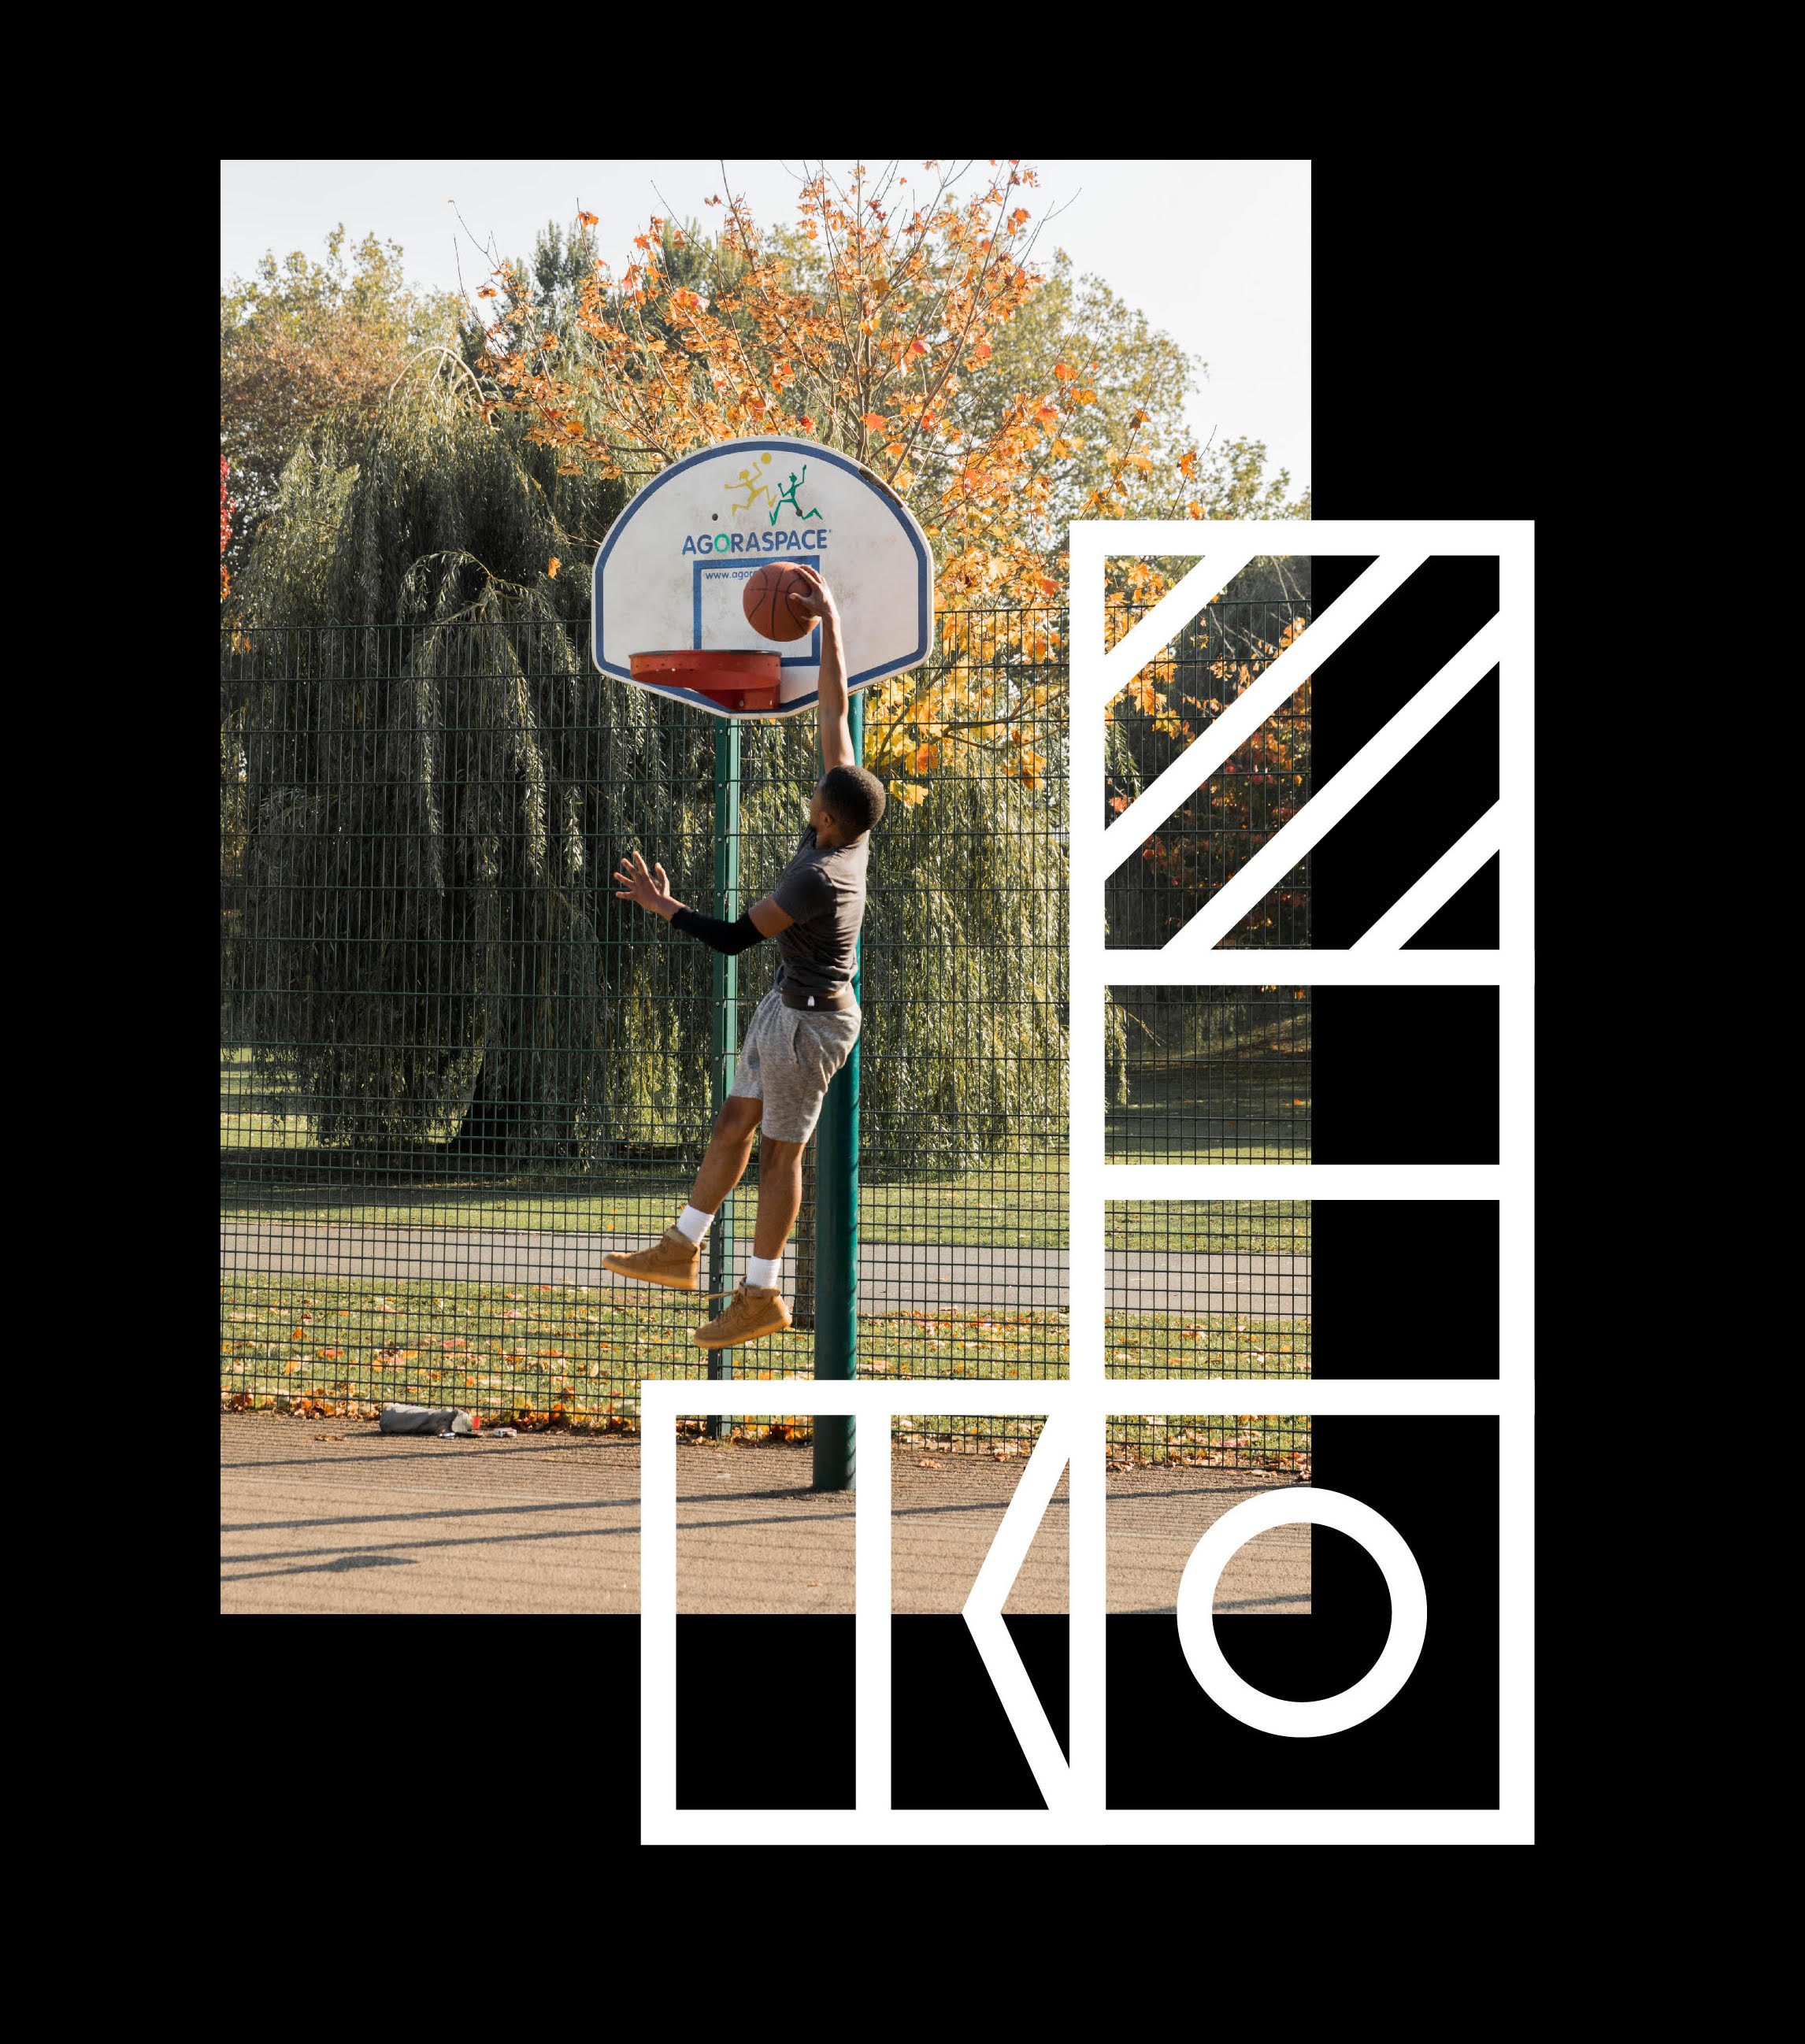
{"left": 219, "top": 1222, "right": 1310, "bottom": 1317}
{"left": 219, "top": 1416, "right": 1310, "bottom": 1616}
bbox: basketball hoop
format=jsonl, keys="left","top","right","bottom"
{"left": 596, "top": 435, "right": 933, "bottom": 720}
{"left": 628, "top": 650, "right": 781, "bottom": 714}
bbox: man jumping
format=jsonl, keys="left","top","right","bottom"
{"left": 605, "top": 563, "right": 885, "bottom": 1350}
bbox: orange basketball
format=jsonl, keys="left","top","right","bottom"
{"left": 742, "top": 564, "right": 815, "bottom": 643}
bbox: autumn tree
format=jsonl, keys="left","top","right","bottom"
{"left": 455, "top": 217, "right": 607, "bottom": 373}
{"left": 223, "top": 164, "right": 1303, "bottom": 1175}
{"left": 477, "top": 168, "right": 1120, "bottom": 790}
{"left": 474, "top": 163, "right": 1303, "bottom": 813}
{"left": 220, "top": 225, "right": 463, "bottom": 583}
{"left": 956, "top": 251, "right": 1258, "bottom": 533}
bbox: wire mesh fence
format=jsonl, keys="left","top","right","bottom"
{"left": 220, "top": 590, "right": 1311, "bottom": 1468}
{"left": 1106, "top": 987, "right": 1311, "bottom": 1164}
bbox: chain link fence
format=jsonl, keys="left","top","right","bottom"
{"left": 221, "top": 592, "right": 1311, "bottom": 1468}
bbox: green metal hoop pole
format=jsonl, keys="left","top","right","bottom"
{"left": 813, "top": 694, "right": 862, "bottom": 1491}
{"left": 706, "top": 719, "right": 741, "bottom": 1438}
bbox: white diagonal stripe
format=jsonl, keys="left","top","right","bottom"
{"left": 1092, "top": 546, "right": 1262, "bottom": 716}
{"left": 1164, "top": 613, "right": 1502, "bottom": 961}
{"left": 962, "top": 1413, "right": 1073, "bottom": 1811}
{"left": 1351, "top": 806, "right": 1501, "bottom": 952}
{"left": 1103, "top": 552, "right": 1429, "bottom": 876}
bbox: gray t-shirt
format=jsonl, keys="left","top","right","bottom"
{"left": 770, "top": 825, "right": 868, "bottom": 994}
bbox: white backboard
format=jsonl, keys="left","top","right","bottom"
{"left": 593, "top": 437, "right": 935, "bottom": 718}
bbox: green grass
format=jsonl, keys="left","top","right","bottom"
{"left": 222, "top": 1053, "right": 1078, "bottom": 1246}
{"left": 220, "top": 1172, "right": 1310, "bottom": 1257}
{"left": 1101, "top": 1415, "right": 1310, "bottom": 1469}
{"left": 222, "top": 1055, "right": 1313, "bottom": 1255}
{"left": 1106, "top": 1312, "right": 1309, "bottom": 1377}
{"left": 219, "top": 1166, "right": 1074, "bottom": 1249}
{"left": 1106, "top": 1116, "right": 1311, "bottom": 1168}
{"left": 218, "top": 1274, "right": 1067, "bottom": 1421}
{"left": 217, "top": 1275, "right": 1309, "bottom": 1465}
{"left": 1106, "top": 1200, "right": 1311, "bottom": 1255}
{"left": 221, "top": 1046, "right": 461, "bottom": 1150}
{"left": 1105, "top": 1057, "right": 1311, "bottom": 1168}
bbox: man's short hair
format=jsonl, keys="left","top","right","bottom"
{"left": 821, "top": 764, "right": 887, "bottom": 836}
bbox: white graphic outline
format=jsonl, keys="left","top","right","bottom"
{"left": 640, "top": 520, "right": 1534, "bottom": 1846}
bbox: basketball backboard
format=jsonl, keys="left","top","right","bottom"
{"left": 593, "top": 437, "right": 935, "bottom": 718}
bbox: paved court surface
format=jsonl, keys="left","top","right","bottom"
{"left": 221, "top": 1416, "right": 1309, "bottom": 1616}
{"left": 220, "top": 1223, "right": 1308, "bottom": 1316}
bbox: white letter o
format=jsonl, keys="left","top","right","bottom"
{"left": 1175, "top": 1487, "right": 1428, "bottom": 1739}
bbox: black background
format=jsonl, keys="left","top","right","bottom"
{"left": 220, "top": 154, "right": 1550, "bottom": 1855}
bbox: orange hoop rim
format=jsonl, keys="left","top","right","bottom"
{"left": 628, "top": 650, "right": 782, "bottom": 710}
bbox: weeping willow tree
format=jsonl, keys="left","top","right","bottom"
{"left": 222, "top": 352, "right": 1069, "bottom": 1175}
{"left": 224, "top": 354, "right": 676, "bottom": 1168}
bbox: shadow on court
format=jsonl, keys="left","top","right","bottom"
{"left": 220, "top": 1415, "right": 1310, "bottom": 1616}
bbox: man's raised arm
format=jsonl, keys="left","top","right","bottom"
{"left": 788, "top": 565, "right": 852, "bottom": 770}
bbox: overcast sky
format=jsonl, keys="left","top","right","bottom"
{"left": 221, "top": 159, "right": 1310, "bottom": 495}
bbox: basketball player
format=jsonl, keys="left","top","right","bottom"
{"left": 606, "top": 564, "right": 884, "bottom": 1348}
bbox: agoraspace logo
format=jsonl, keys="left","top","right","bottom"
{"left": 680, "top": 452, "right": 832, "bottom": 558}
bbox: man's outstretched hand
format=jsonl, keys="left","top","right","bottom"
{"left": 614, "top": 848, "right": 680, "bottom": 920}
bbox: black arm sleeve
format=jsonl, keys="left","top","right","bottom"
{"left": 671, "top": 907, "right": 765, "bottom": 956}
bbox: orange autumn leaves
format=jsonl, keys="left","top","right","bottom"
{"left": 473, "top": 161, "right": 1206, "bottom": 803}
{"left": 1111, "top": 610, "right": 1309, "bottom": 758}
{"left": 221, "top": 457, "right": 233, "bottom": 600}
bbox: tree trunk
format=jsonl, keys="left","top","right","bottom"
{"left": 449, "top": 1048, "right": 525, "bottom": 1170}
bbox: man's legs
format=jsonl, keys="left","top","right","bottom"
{"left": 751, "top": 1137, "right": 804, "bottom": 1259}
{"left": 602, "top": 1096, "right": 764, "bottom": 1291}
{"left": 689, "top": 1096, "right": 763, "bottom": 1216}
{"left": 682, "top": 1102, "right": 805, "bottom": 1265}
{"left": 693, "top": 1126, "right": 806, "bottom": 1350}
{"left": 695, "top": 1002, "right": 852, "bottom": 1342}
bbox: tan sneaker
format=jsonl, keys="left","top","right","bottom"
{"left": 602, "top": 1227, "right": 701, "bottom": 1292}
{"left": 695, "top": 1283, "right": 791, "bottom": 1350}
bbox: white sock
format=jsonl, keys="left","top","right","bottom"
{"left": 675, "top": 1205, "right": 714, "bottom": 1245}
{"left": 747, "top": 1251, "right": 782, "bottom": 1290}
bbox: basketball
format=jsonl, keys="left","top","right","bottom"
{"left": 742, "top": 564, "right": 815, "bottom": 643}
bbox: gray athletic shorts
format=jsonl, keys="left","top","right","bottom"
{"left": 728, "top": 986, "right": 862, "bottom": 1142}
